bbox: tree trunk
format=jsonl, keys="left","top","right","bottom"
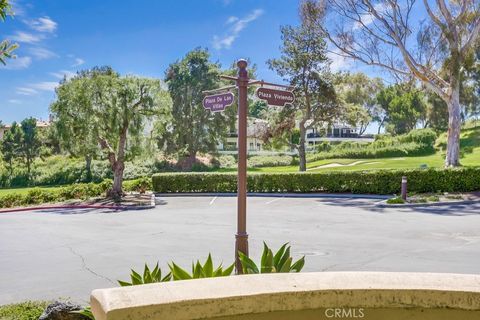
{"left": 298, "top": 126, "right": 307, "bottom": 172}
{"left": 110, "top": 161, "right": 125, "bottom": 200}
{"left": 85, "top": 155, "right": 92, "bottom": 182}
{"left": 445, "top": 89, "right": 461, "bottom": 167}
{"left": 108, "top": 128, "right": 128, "bottom": 200}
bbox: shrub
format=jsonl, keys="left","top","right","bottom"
{"left": 169, "top": 254, "right": 234, "bottom": 280}
{"left": 118, "top": 263, "right": 171, "bottom": 286}
{"left": 247, "top": 155, "right": 294, "bottom": 168}
{"left": 152, "top": 167, "right": 480, "bottom": 194}
{"left": 386, "top": 197, "right": 405, "bottom": 204}
{"left": 0, "top": 181, "right": 111, "bottom": 209}
{"left": 0, "top": 301, "right": 50, "bottom": 320}
{"left": 123, "top": 177, "right": 152, "bottom": 193}
{"left": 400, "top": 128, "right": 437, "bottom": 145}
{"left": 238, "top": 242, "right": 305, "bottom": 274}
{"left": 308, "top": 128, "right": 437, "bottom": 162}
{"left": 213, "top": 155, "right": 236, "bottom": 168}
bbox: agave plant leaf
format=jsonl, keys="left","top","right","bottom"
{"left": 130, "top": 269, "right": 143, "bottom": 285}
{"left": 143, "top": 264, "right": 152, "bottom": 283}
{"left": 213, "top": 264, "right": 223, "bottom": 277}
{"left": 161, "top": 272, "right": 172, "bottom": 282}
{"left": 279, "top": 256, "right": 292, "bottom": 273}
{"left": 72, "top": 307, "right": 95, "bottom": 320}
{"left": 117, "top": 280, "right": 132, "bottom": 287}
{"left": 261, "top": 249, "right": 274, "bottom": 273}
{"left": 193, "top": 261, "right": 203, "bottom": 279}
{"left": 170, "top": 262, "right": 193, "bottom": 280}
{"left": 291, "top": 256, "right": 305, "bottom": 272}
{"left": 277, "top": 246, "right": 291, "bottom": 271}
{"left": 273, "top": 243, "right": 289, "bottom": 266}
{"left": 151, "top": 263, "right": 160, "bottom": 282}
{"left": 222, "top": 262, "right": 235, "bottom": 276}
{"left": 260, "top": 242, "right": 269, "bottom": 269}
{"left": 203, "top": 254, "right": 214, "bottom": 277}
{"left": 238, "top": 251, "right": 259, "bottom": 274}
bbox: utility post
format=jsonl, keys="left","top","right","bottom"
{"left": 235, "top": 59, "right": 249, "bottom": 274}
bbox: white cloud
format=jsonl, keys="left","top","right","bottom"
{"left": 0, "top": 56, "right": 32, "bottom": 70}
{"left": 50, "top": 70, "right": 76, "bottom": 80}
{"left": 328, "top": 49, "right": 353, "bottom": 72}
{"left": 29, "top": 47, "right": 57, "bottom": 60}
{"left": 10, "top": 31, "right": 43, "bottom": 43}
{"left": 212, "top": 9, "right": 264, "bottom": 50}
{"left": 8, "top": 99, "right": 22, "bottom": 104}
{"left": 28, "top": 16, "right": 57, "bottom": 33}
{"left": 16, "top": 87, "right": 38, "bottom": 96}
{"left": 10, "top": 0, "right": 26, "bottom": 17}
{"left": 30, "top": 81, "right": 58, "bottom": 92}
{"left": 72, "top": 58, "right": 85, "bottom": 67}
{"left": 16, "top": 81, "right": 58, "bottom": 96}
{"left": 353, "top": 3, "right": 386, "bottom": 30}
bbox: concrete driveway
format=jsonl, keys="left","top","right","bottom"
{"left": 1, "top": 196, "right": 479, "bottom": 305}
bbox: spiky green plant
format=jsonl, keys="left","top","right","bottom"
{"left": 118, "top": 262, "right": 171, "bottom": 286}
{"left": 169, "top": 254, "right": 234, "bottom": 280}
{"left": 238, "top": 242, "right": 305, "bottom": 274}
{"left": 72, "top": 306, "right": 95, "bottom": 320}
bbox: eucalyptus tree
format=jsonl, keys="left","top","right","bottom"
{"left": 267, "top": 0, "right": 340, "bottom": 171}
{"left": 0, "top": 0, "right": 18, "bottom": 65}
{"left": 322, "top": 0, "right": 480, "bottom": 166}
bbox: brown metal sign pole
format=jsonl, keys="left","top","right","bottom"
{"left": 235, "top": 59, "right": 249, "bottom": 274}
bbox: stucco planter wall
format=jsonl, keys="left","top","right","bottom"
{"left": 91, "top": 272, "right": 480, "bottom": 320}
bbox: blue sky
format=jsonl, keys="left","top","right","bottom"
{"left": 0, "top": 0, "right": 406, "bottom": 124}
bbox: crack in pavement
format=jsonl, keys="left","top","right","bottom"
{"left": 66, "top": 246, "right": 115, "bottom": 285}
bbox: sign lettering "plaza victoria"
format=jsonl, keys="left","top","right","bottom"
{"left": 256, "top": 87, "right": 295, "bottom": 107}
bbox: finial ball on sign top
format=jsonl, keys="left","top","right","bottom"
{"left": 256, "top": 87, "right": 295, "bottom": 107}
{"left": 203, "top": 92, "right": 235, "bottom": 112}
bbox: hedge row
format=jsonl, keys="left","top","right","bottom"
{"left": 0, "top": 180, "right": 113, "bottom": 209}
{"left": 152, "top": 167, "right": 480, "bottom": 194}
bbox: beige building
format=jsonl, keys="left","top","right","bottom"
{"left": 218, "top": 118, "right": 268, "bottom": 152}
{"left": 0, "top": 119, "right": 51, "bottom": 140}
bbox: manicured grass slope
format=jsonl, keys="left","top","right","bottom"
{"left": 250, "top": 126, "right": 480, "bottom": 173}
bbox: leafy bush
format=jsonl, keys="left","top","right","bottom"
{"left": 308, "top": 128, "right": 437, "bottom": 162}
{"left": 247, "top": 155, "right": 294, "bottom": 168}
{"left": 386, "top": 197, "right": 405, "bottom": 204}
{"left": 169, "top": 254, "right": 234, "bottom": 280}
{"left": 308, "top": 142, "right": 432, "bottom": 162}
{"left": 123, "top": 177, "right": 152, "bottom": 193}
{"left": 400, "top": 128, "right": 437, "bottom": 145}
{"left": 152, "top": 167, "right": 480, "bottom": 194}
{"left": 238, "top": 242, "right": 305, "bottom": 274}
{"left": 0, "top": 181, "right": 111, "bottom": 208}
{"left": 118, "top": 263, "right": 171, "bottom": 286}
{"left": 0, "top": 301, "right": 50, "bottom": 320}
{"left": 213, "top": 155, "right": 236, "bottom": 168}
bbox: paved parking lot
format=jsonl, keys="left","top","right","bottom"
{"left": 1, "top": 196, "right": 479, "bottom": 304}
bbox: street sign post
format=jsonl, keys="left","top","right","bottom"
{"left": 203, "top": 60, "right": 295, "bottom": 274}
{"left": 203, "top": 92, "right": 235, "bottom": 112}
{"left": 256, "top": 87, "right": 295, "bottom": 107}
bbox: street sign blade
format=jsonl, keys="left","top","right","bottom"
{"left": 203, "top": 92, "right": 235, "bottom": 112}
{"left": 256, "top": 87, "right": 295, "bottom": 107}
